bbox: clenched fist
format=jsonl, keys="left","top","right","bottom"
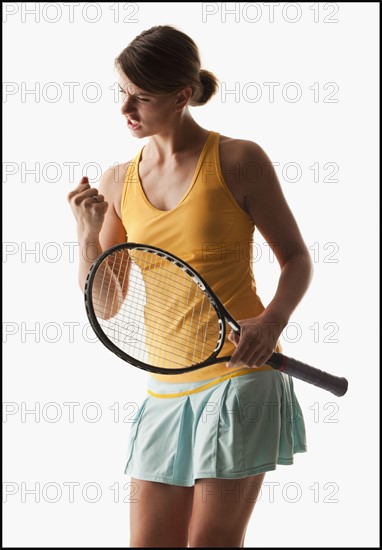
{"left": 67, "top": 176, "right": 108, "bottom": 237}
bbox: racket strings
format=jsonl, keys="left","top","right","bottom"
{"left": 91, "top": 249, "right": 221, "bottom": 369}
{"left": 94, "top": 269, "right": 212, "bottom": 338}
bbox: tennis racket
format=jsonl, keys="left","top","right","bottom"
{"left": 84, "top": 242, "right": 348, "bottom": 397}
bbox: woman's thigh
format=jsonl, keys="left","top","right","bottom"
{"left": 129, "top": 478, "right": 194, "bottom": 548}
{"left": 188, "top": 473, "right": 266, "bottom": 548}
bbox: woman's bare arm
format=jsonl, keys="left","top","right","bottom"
{"left": 68, "top": 163, "right": 130, "bottom": 318}
{"left": 226, "top": 140, "right": 314, "bottom": 367}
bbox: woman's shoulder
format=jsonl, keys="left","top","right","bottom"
{"left": 101, "top": 160, "right": 134, "bottom": 185}
{"left": 98, "top": 160, "right": 134, "bottom": 218}
{"left": 218, "top": 134, "right": 268, "bottom": 164}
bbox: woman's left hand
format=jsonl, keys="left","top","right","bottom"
{"left": 226, "top": 313, "right": 284, "bottom": 368}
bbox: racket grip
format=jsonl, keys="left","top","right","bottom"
{"left": 267, "top": 352, "right": 348, "bottom": 397}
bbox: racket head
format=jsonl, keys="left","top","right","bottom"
{"left": 84, "top": 243, "right": 229, "bottom": 374}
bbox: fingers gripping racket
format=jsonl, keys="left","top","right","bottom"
{"left": 84, "top": 243, "right": 348, "bottom": 397}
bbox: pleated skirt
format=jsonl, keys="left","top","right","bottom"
{"left": 124, "top": 368, "right": 307, "bottom": 487}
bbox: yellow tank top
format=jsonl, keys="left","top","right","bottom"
{"left": 120, "top": 130, "right": 282, "bottom": 383}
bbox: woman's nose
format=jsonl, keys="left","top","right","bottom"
{"left": 121, "top": 95, "right": 135, "bottom": 115}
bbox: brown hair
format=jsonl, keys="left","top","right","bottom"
{"left": 115, "top": 25, "right": 219, "bottom": 107}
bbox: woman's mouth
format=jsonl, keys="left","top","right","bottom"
{"left": 127, "top": 118, "right": 141, "bottom": 130}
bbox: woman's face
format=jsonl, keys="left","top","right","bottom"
{"left": 118, "top": 71, "right": 190, "bottom": 138}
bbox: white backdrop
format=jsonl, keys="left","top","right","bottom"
{"left": 3, "top": 2, "right": 379, "bottom": 547}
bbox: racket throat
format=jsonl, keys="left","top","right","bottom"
{"left": 226, "top": 319, "right": 241, "bottom": 334}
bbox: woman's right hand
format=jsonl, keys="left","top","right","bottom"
{"left": 67, "top": 176, "right": 109, "bottom": 236}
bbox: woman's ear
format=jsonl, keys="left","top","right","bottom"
{"left": 174, "top": 86, "right": 193, "bottom": 111}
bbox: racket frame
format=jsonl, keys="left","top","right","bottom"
{"left": 84, "top": 242, "right": 237, "bottom": 374}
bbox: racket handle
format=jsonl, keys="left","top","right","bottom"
{"left": 267, "top": 352, "right": 348, "bottom": 397}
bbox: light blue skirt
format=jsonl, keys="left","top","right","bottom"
{"left": 124, "top": 369, "right": 307, "bottom": 487}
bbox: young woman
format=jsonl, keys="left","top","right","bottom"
{"left": 68, "top": 25, "right": 313, "bottom": 548}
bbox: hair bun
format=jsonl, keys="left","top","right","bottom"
{"left": 192, "top": 69, "right": 219, "bottom": 106}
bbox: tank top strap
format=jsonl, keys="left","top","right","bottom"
{"left": 120, "top": 148, "right": 142, "bottom": 215}
{"left": 202, "top": 130, "right": 220, "bottom": 163}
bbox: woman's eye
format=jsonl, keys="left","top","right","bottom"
{"left": 118, "top": 91, "right": 149, "bottom": 102}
